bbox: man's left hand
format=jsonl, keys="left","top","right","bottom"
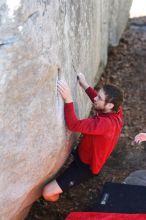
{"left": 57, "top": 80, "right": 73, "bottom": 103}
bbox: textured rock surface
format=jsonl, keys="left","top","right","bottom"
{"left": 124, "top": 170, "right": 146, "bottom": 186}
{"left": 0, "top": 1, "right": 132, "bottom": 219}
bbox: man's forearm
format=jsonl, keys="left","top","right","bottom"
{"left": 64, "top": 98, "right": 73, "bottom": 103}
{"left": 85, "top": 87, "right": 97, "bottom": 103}
{"left": 80, "top": 82, "right": 90, "bottom": 90}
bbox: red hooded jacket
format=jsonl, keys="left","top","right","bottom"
{"left": 64, "top": 87, "right": 123, "bottom": 174}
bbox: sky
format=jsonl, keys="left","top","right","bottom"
{"left": 130, "top": 0, "right": 146, "bottom": 18}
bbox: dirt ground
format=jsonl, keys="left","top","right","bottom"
{"left": 26, "top": 17, "right": 146, "bottom": 220}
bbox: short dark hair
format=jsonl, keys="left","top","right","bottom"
{"left": 102, "top": 84, "right": 123, "bottom": 112}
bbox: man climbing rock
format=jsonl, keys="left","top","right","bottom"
{"left": 42, "top": 73, "right": 124, "bottom": 202}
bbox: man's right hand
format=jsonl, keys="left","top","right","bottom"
{"left": 77, "top": 72, "right": 89, "bottom": 90}
{"left": 134, "top": 133, "right": 146, "bottom": 144}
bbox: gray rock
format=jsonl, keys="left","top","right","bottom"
{"left": 0, "top": 0, "right": 132, "bottom": 219}
{"left": 124, "top": 170, "right": 146, "bottom": 186}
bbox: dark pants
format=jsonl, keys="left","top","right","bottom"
{"left": 56, "top": 151, "right": 95, "bottom": 191}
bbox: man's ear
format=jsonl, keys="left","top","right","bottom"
{"left": 106, "top": 102, "right": 114, "bottom": 110}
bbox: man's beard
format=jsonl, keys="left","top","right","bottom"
{"left": 93, "top": 105, "right": 106, "bottom": 115}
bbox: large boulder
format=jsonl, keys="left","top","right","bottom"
{"left": 0, "top": 0, "right": 132, "bottom": 219}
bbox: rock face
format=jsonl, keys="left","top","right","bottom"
{"left": 124, "top": 170, "right": 146, "bottom": 186}
{"left": 0, "top": 1, "right": 132, "bottom": 219}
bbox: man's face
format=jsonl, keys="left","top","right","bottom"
{"left": 93, "top": 88, "right": 107, "bottom": 111}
